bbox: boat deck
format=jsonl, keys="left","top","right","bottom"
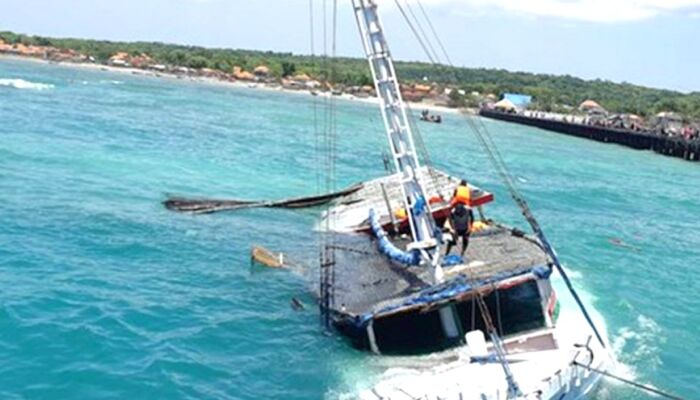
{"left": 329, "top": 225, "right": 549, "bottom": 316}
{"left": 320, "top": 167, "right": 493, "bottom": 232}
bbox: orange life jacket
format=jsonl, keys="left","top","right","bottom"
{"left": 451, "top": 185, "right": 471, "bottom": 207}
{"left": 394, "top": 207, "right": 408, "bottom": 220}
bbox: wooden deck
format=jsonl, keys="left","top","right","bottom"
{"left": 320, "top": 167, "right": 494, "bottom": 233}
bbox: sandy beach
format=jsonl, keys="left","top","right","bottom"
{"left": 0, "top": 54, "right": 466, "bottom": 116}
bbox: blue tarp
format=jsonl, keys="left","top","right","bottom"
{"left": 503, "top": 93, "right": 532, "bottom": 108}
{"left": 369, "top": 209, "right": 421, "bottom": 266}
{"left": 442, "top": 254, "right": 464, "bottom": 266}
{"left": 356, "top": 264, "right": 552, "bottom": 327}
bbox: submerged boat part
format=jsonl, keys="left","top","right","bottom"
{"left": 250, "top": 246, "right": 286, "bottom": 269}
{"left": 163, "top": 184, "right": 362, "bottom": 214}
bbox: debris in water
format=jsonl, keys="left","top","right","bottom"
{"left": 609, "top": 237, "right": 640, "bottom": 252}
{"left": 251, "top": 246, "right": 285, "bottom": 268}
{"left": 291, "top": 298, "right": 305, "bottom": 311}
{"left": 163, "top": 184, "right": 362, "bottom": 214}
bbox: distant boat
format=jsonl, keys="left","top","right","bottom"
{"left": 420, "top": 109, "right": 443, "bottom": 123}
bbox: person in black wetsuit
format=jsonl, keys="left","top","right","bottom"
{"left": 445, "top": 203, "right": 472, "bottom": 255}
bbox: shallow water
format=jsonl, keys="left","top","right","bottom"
{"left": 1, "top": 58, "right": 698, "bottom": 399}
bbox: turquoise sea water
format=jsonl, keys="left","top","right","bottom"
{"left": 1, "top": 57, "right": 698, "bottom": 399}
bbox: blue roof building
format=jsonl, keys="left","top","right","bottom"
{"left": 503, "top": 93, "right": 532, "bottom": 108}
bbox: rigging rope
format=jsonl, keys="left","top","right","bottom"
{"left": 466, "top": 278, "right": 522, "bottom": 398}
{"left": 392, "top": 0, "right": 437, "bottom": 65}
{"left": 379, "top": 0, "right": 445, "bottom": 198}
{"left": 403, "top": 101, "right": 445, "bottom": 198}
{"left": 310, "top": 0, "right": 321, "bottom": 195}
{"left": 317, "top": 0, "right": 340, "bottom": 328}
{"left": 415, "top": 0, "right": 453, "bottom": 65}
{"left": 402, "top": 0, "right": 441, "bottom": 64}
{"left": 395, "top": 0, "right": 608, "bottom": 350}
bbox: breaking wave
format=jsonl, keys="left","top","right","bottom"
{"left": 99, "top": 80, "right": 124, "bottom": 85}
{"left": 591, "top": 313, "right": 666, "bottom": 398}
{"left": 613, "top": 314, "right": 664, "bottom": 370}
{"left": 0, "top": 78, "right": 54, "bottom": 90}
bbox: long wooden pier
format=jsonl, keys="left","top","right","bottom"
{"left": 479, "top": 109, "right": 700, "bottom": 162}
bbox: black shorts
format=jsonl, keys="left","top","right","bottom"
{"left": 456, "top": 229, "right": 469, "bottom": 237}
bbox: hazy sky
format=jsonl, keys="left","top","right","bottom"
{"left": 2, "top": 0, "right": 699, "bottom": 92}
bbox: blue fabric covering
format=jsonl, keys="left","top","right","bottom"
{"left": 369, "top": 209, "right": 421, "bottom": 266}
{"left": 355, "top": 264, "right": 553, "bottom": 327}
{"left": 533, "top": 265, "right": 552, "bottom": 279}
{"left": 442, "top": 254, "right": 464, "bottom": 266}
{"left": 412, "top": 195, "right": 426, "bottom": 217}
{"left": 410, "top": 195, "right": 427, "bottom": 241}
{"left": 503, "top": 93, "right": 532, "bottom": 108}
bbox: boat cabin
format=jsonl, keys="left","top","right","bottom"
{"left": 327, "top": 223, "right": 556, "bottom": 354}
{"left": 317, "top": 168, "right": 557, "bottom": 354}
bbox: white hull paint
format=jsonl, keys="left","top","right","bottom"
{"left": 358, "top": 299, "right": 612, "bottom": 400}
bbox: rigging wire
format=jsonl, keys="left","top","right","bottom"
{"left": 310, "top": 0, "right": 321, "bottom": 195}
{"left": 415, "top": 0, "right": 453, "bottom": 65}
{"left": 318, "top": 0, "right": 339, "bottom": 328}
{"left": 462, "top": 271, "right": 522, "bottom": 397}
{"left": 392, "top": 0, "right": 437, "bottom": 65}
{"left": 394, "top": 0, "right": 608, "bottom": 351}
{"left": 403, "top": 101, "right": 446, "bottom": 198}
{"left": 377, "top": 0, "right": 445, "bottom": 198}
{"left": 572, "top": 362, "right": 686, "bottom": 400}
{"left": 330, "top": 0, "right": 338, "bottom": 195}
{"left": 402, "top": 0, "right": 441, "bottom": 65}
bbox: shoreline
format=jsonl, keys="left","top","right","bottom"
{"left": 0, "top": 53, "right": 467, "bottom": 116}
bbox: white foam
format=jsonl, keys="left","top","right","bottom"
{"left": 607, "top": 313, "right": 665, "bottom": 394}
{"left": 0, "top": 78, "right": 54, "bottom": 90}
{"left": 613, "top": 314, "right": 664, "bottom": 368}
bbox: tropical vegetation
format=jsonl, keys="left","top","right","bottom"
{"left": 2, "top": 30, "right": 699, "bottom": 119}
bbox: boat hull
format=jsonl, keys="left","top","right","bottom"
{"left": 354, "top": 296, "right": 612, "bottom": 400}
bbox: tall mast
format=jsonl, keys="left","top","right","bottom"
{"left": 352, "top": 0, "right": 441, "bottom": 272}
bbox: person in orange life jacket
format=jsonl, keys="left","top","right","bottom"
{"left": 446, "top": 180, "right": 474, "bottom": 255}
{"left": 450, "top": 179, "right": 471, "bottom": 208}
{"left": 445, "top": 203, "right": 472, "bottom": 255}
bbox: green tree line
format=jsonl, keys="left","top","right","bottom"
{"left": 2, "top": 31, "right": 699, "bottom": 119}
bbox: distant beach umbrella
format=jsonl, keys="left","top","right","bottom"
{"left": 494, "top": 98, "right": 516, "bottom": 111}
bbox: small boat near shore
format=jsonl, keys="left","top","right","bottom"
{"left": 420, "top": 109, "right": 443, "bottom": 123}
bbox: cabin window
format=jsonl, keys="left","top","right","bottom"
{"left": 455, "top": 279, "right": 545, "bottom": 338}
{"left": 368, "top": 279, "right": 546, "bottom": 354}
{"left": 497, "top": 279, "right": 545, "bottom": 335}
{"left": 373, "top": 307, "right": 453, "bottom": 354}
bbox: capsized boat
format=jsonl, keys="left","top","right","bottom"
{"left": 315, "top": 168, "right": 611, "bottom": 398}
{"left": 311, "top": 1, "right": 614, "bottom": 398}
